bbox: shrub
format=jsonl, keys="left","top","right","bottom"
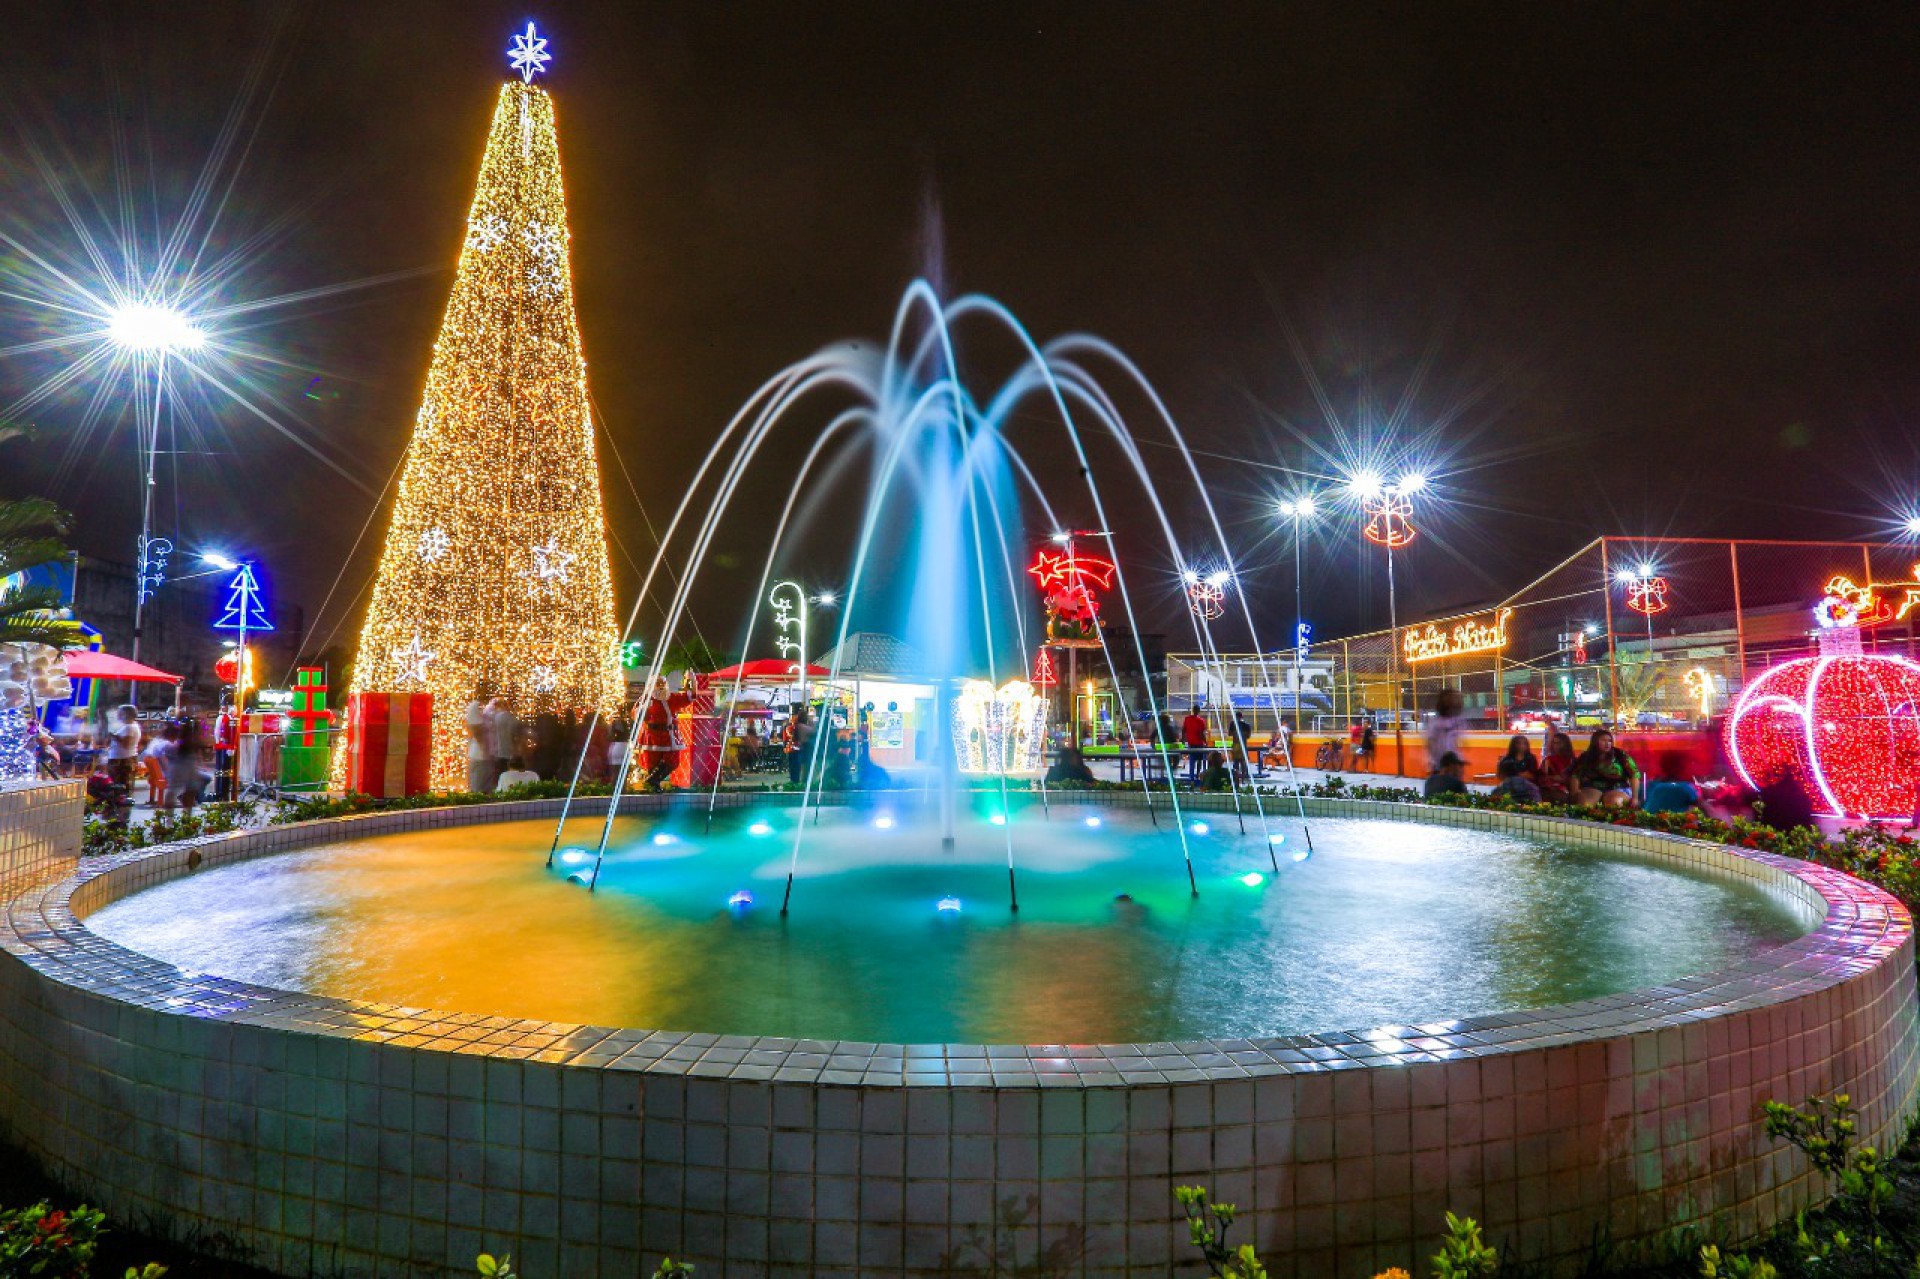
{"left": 0, "top": 1201, "right": 106, "bottom": 1279}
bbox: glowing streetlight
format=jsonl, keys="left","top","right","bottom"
{"left": 1906, "top": 516, "right": 1920, "bottom": 537}
{"left": 1613, "top": 560, "right": 1666, "bottom": 724}
{"left": 1350, "top": 472, "right": 1427, "bottom": 773}
{"left": 1278, "top": 495, "right": 1319, "bottom": 738}
{"left": 106, "top": 303, "right": 207, "bottom": 353}
{"left": 107, "top": 300, "right": 209, "bottom": 671}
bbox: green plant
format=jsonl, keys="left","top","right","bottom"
{"left": 1698, "top": 1243, "right": 1778, "bottom": 1279}
{"left": 1432, "top": 1211, "right": 1498, "bottom": 1278}
{"left": 1762, "top": 1091, "right": 1900, "bottom": 1268}
{"left": 0, "top": 1201, "right": 107, "bottom": 1279}
{"left": 651, "top": 1260, "right": 693, "bottom": 1278}
{"left": 124, "top": 1267, "right": 167, "bottom": 1279}
{"left": 1175, "top": 1186, "right": 1266, "bottom": 1279}
{"left": 476, "top": 1255, "right": 517, "bottom": 1278}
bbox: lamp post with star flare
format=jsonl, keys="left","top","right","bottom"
{"left": 108, "top": 303, "right": 207, "bottom": 669}
{"left": 1277, "top": 495, "right": 1317, "bottom": 735}
{"left": 1350, "top": 472, "right": 1425, "bottom": 774}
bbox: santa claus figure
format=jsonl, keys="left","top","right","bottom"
{"left": 636, "top": 673, "right": 695, "bottom": 790}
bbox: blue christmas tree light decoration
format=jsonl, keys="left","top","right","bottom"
{"left": 212, "top": 563, "right": 274, "bottom": 633}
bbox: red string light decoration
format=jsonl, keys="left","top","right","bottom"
{"left": 1725, "top": 653, "right": 1920, "bottom": 820}
{"left": 1031, "top": 649, "right": 1058, "bottom": 687}
{"left": 1027, "top": 549, "right": 1116, "bottom": 592}
{"left": 1360, "top": 494, "right": 1415, "bottom": 548}
{"left": 1625, "top": 576, "right": 1671, "bottom": 616}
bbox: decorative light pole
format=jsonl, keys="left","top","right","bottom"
{"left": 107, "top": 303, "right": 207, "bottom": 666}
{"left": 1351, "top": 471, "right": 1424, "bottom": 775}
{"left": 1615, "top": 561, "right": 1667, "bottom": 725}
{"left": 1277, "top": 495, "right": 1317, "bottom": 733}
{"left": 769, "top": 582, "right": 839, "bottom": 712}
{"left": 209, "top": 554, "right": 272, "bottom": 714}
{"left": 769, "top": 580, "right": 810, "bottom": 709}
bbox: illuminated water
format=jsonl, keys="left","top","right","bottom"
{"left": 88, "top": 809, "right": 1813, "bottom": 1044}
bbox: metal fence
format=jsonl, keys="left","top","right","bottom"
{"left": 1184, "top": 536, "right": 1918, "bottom": 734}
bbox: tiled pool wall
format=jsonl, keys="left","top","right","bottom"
{"left": 0, "top": 777, "right": 82, "bottom": 896}
{"left": 0, "top": 791, "right": 1915, "bottom": 1278}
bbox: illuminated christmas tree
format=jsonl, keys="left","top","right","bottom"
{"left": 344, "top": 35, "right": 622, "bottom": 788}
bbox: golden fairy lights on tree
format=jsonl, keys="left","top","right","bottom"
{"left": 345, "top": 44, "right": 622, "bottom": 788}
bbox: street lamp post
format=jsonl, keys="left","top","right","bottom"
{"left": 1352, "top": 472, "right": 1424, "bottom": 776}
{"left": 1615, "top": 562, "right": 1662, "bottom": 726}
{"left": 107, "top": 303, "right": 206, "bottom": 669}
{"left": 1278, "top": 496, "right": 1317, "bottom": 735}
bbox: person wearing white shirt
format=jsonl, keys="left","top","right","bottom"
{"left": 465, "top": 696, "right": 496, "bottom": 794}
{"left": 495, "top": 756, "right": 540, "bottom": 791}
{"left": 103, "top": 705, "right": 141, "bottom": 789}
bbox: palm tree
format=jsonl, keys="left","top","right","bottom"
{"left": 0, "top": 425, "right": 84, "bottom": 653}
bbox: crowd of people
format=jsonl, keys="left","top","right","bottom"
{"left": 1407, "top": 686, "right": 1821, "bottom": 834}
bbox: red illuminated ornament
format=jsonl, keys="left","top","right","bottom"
{"left": 1360, "top": 494, "right": 1416, "bottom": 549}
{"left": 1725, "top": 653, "right": 1920, "bottom": 820}
{"left": 1625, "top": 576, "right": 1670, "bottom": 616}
{"left": 1031, "top": 649, "right": 1058, "bottom": 687}
{"left": 214, "top": 652, "right": 240, "bottom": 684}
{"left": 1030, "top": 547, "right": 1112, "bottom": 647}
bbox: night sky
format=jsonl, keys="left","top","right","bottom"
{"left": 4, "top": 2, "right": 1919, "bottom": 660}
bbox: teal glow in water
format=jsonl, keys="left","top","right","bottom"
{"left": 88, "top": 810, "right": 1813, "bottom": 1044}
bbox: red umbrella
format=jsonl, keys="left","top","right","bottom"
{"left": 704, "top": 659, "right": 828, "bottom": 683}
{"left": 61, "top": 651, "right": 184, "bottom": 684}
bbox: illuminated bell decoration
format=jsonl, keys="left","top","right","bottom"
{"left": 1361, "top": 493, "right": 1415, "bottom": 548}
{"left": 340, "top": 72, "right": 623, "bottom": 788}
{"left": 951, "top": 678, "right": 1049, "bottom": 777}
{"left": 1625, "top": 576, "right": 1671, "bottom": 616}
{"left": 1186, "top": 580, "right": 1226, "bottom": 621}
{"left": 1725, "top": 654, "right": 1920, "bottom": 821}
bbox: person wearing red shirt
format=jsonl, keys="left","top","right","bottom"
{"left": 1181, "top": 707, "right": 1210, "bottom": 782}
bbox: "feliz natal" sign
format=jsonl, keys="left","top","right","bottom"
{"left": 1402, "top": 607, "right": 1515, "bottom": 664}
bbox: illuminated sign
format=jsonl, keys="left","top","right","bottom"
{"left": 1402, "top": 607, "right": 1513, "bottom": 664}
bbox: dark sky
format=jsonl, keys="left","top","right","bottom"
{"left": 4, "top": 1, "right": 1919, "bottom": 660}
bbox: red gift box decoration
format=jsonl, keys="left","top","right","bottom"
{"left": 345, "top": 691, "right": 434, "bottom": 798}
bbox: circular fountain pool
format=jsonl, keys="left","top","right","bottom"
{"left": 88, "top": 800, "right": 1813, "bottom": 1044}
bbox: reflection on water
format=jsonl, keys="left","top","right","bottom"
{"left": 88, "top": 809, "right": 1813, "bottom": 1043}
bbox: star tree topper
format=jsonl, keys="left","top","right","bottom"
{"left": 508, "top": 22, "right": 551, "bottom": 83}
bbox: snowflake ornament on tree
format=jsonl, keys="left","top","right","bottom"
{"left": 524, "top": 536, "right": 575, "bottom": 590}
{"left": 524, "top": 222, "right": 565, "bottom": 295}
{"left": 529, "top": 664, "right": 559, "bottom": 694}
{"left": 465, "top": 213, "right": 509, "bottom": 256}
{"left": 417, "top": 527, "right": 452, "bottom": 563}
